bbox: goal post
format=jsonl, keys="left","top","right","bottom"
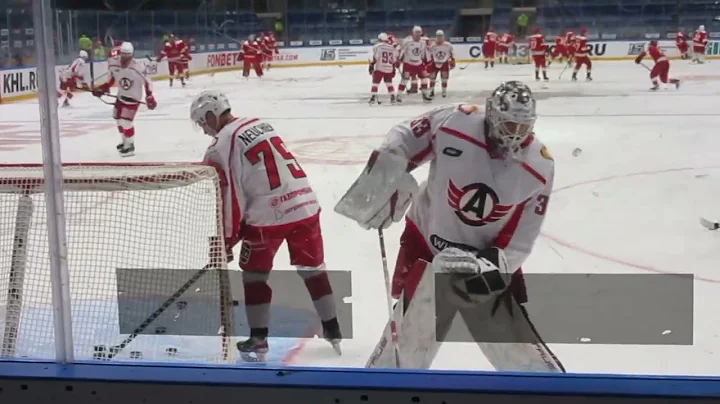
{"left": 0, "top": 163, "right": 235, "bottom": 363}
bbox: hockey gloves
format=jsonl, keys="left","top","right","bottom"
{"left": 433, "top": 247, "right": 510, "bottom": 305}
{"left": 334, "top": 149, "right": 419, "bottom": 230}
{"left": 368, "top": 63, "right": 375, "bottom": 75}
{"left": 146, "top": 94, "right": 157, "bottom": 110}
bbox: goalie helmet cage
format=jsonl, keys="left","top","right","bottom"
{"left": 0, "top": 162, "right": 235, "bottom": 363}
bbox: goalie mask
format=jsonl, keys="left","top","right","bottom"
{"left": 485, "top": 81, "right": 536, "bottom": 158}
{"left": 190, "top": 90, "right": 232, "bottom": 136}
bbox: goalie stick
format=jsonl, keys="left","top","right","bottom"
{"left": 377, "top": 229, "right": 402, "bottom": 368}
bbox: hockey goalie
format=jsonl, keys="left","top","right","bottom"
{"left": 335, "top": 81, "right": 565, "bottom": 372}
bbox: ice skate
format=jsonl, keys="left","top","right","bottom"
{"left": 421, "top": 88, "right": 432, "bottom": 102}
{"left": 571, "top": 73, "right": 577, "bottom": 82}
{"left": 237, "top": 330, "right": 269, "bottom": 362}
{"left": 441, "top": 88, "right": 447, "bottom": 98}
{"left": 429, "top": 88, "right": 435, "bottom": 98}
{"left": 650, "top": 84, "right": 660, "bottom": 91}
{"left": 118, "top": 143, "right": 135, "bottom": 157}
{"left": 169, "top": 79, "right": 173, "bottom": 87}
{"left": 368, "top": 95, "right": 380, "bottom": 105}
{"left": 61, "top": 98, "right": 70, "bottom": 108}
{"left": 390, "top": 94, "right": 397, "bottom": 104}
{"left": 586, "top": 73, "right": 593, "bottom": 82}
{"left": 322, "top": 318, "right": 342, "bottom": 355}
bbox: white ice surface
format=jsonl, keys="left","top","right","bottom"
{"left": 2, "top": 61, "right": 720, "bottom": 375}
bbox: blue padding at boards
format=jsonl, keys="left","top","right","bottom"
{"left": 0, "top": 360, "right": 719, "bottom": 398}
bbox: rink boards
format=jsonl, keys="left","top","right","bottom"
{"left": 1, "top": 39, "right": 719, "bottom": 104}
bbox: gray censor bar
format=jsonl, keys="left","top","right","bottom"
{"left": 436, "top": 273, "right": 693, "bottom": 345}
{"left": 116, "top": 269, "right": 353, "bottom": 338}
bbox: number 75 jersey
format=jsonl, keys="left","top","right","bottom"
{"left": 203, "top": 117, "right": 320, "bottom": 237}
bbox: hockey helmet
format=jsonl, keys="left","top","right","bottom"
{"left": 485, "top": 81, "right": 537, "bottom": 158}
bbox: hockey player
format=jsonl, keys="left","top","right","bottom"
{"left": 564, "top": 30, "right": 575, "bottom": 67}
{"left": 397, "top": 26, "right": 430, "bottom": 102}
{"left": 635, "top": 39, "right": 680, "bottom": 91}
{"left": 259, "top": 32, "right": 273, "bottom": 71}
{"left": 496, "top": 32, "right": 513, "bottom": 64}
{"left": 571, "top": 28, "right": 592, "bottom": 81}
{"left": 369, "top": 32, "right": 398, "bottom": 105}
{"left": 529, "top": 27, "right": 549, "bottom": 82}
{"left": 92, "top": 42, "right": 157, "bottom": 157}
{"left": 58, "top": 50, "right": 89, "bottom": 107}
{"left": 692, "top": 25, "right": 708, "bottom": 64}
{"left": 180, "top": 37, "right": 192, "bottom": 80}
{"left": 549, "top": 33, "right": 565, "bottom": 66}
{"left": 240, "top": 34, "right": 263, "bottom": 78}
{"left": 334, "top": 81, "right": 563, "bottom": 372}
{"left": 157, "top": 33, "right": 189, "bottom": 87}
{"left": 427, "top": 30, "right": 454, "bottom": 99}
{"left": 676, "top": 31, "right": 689, "bottom": 60}
{"left": 482, "top": 28, "right": 497, "bottom": 69}
{"left": 266, "top": 32, "right": 279, "bottom": 70}
{"left": 189, "top": 90, "right": 342, "bottom": 361}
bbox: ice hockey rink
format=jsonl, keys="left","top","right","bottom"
{"left": 2, "top": 59, "right": 720, "bottom": 377}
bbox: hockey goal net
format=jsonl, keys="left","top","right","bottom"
{"left": 0, "top": 163, "right": 235, "bottom": 363}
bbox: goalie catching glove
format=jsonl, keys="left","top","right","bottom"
{"left": 334, "top": 149, "right": 419, "bottom": 229}
{"left": 433, "top": 246, "right": 510, "bottom": 306}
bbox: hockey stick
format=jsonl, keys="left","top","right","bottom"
{"left": 377, "top": 229, "right": 402, "bottom": 368}
{"left": 639, "top": 62, "right": 652, "bottom": 71}
{"left": 558, "top": 63, "right": 569, "bottom": 79}
{"left": 700, "top": 217, "right": 719, "bottom": 230}
{"left": 105, "top": 263, "right": 216, "bottom": 360}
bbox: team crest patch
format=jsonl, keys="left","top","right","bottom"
{"left": 540, "top": 145, "right": 553, "bottom": 161}
{"left": 447, "top": 180, "right": 514, "bottom": 226}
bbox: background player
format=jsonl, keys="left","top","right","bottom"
{"left": 58, "top": 50, "right": 89, "bottom": 107}
{"left": 92, "top": 42, "right": 156, "bottom": 156}
{"left": 529, "top": 27, "right": 549, "bottom": 82}
{"left": 189, "top": 90, "right": 342, "bottom": 362}
{"left": 369, "top": 32, "right": 398, "bottom": 105}
{"left": 635, "top": 39, "right": 680, "bottom": 91}
{"left": 427, "top": 30, "right": 454, "bottom": 99}
{"left": 397, "top": 26, "right": 430, "bottom": 102}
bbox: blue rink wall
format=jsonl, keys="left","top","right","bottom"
{"left": 0, "top": 360, "right": 720, "bottom": 403}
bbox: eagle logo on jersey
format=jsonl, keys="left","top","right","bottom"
{"left": 447, "top": 180, "right": 514, "bottom": 226}
{"left": 119, "top": 77, "right": 133, "bottom": 91}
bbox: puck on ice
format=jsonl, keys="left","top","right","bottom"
{"left": 572, "top": 148, "right": 582, "bottom": 157}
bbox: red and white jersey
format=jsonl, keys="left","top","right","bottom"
{"left": 573, "top": 35, "right": 588, "bottom": 57}
{"left": 372, "top": 41, "right": 397, "bottom": 73}
{"left": 378, "top": 104, "right": 554, "bottom": 272}
{"left": 676, "top": 32, "right": 687, "bottom": 46}
{"left": 429, "top": 41, "right": 454, "bottom": 66}
{"left": 693, "top": 30, "right": 708, "bottom": 47}
{"left": 485, "top": 31, "right": 497, "bottom": 43}
{"left": 565, "top": 31, "right": 575, "bottom": 46}
{"left": 109, "top": 45, "right": 122, "bottom": 63}
{"left": 260, "top": 35, "right": 271, "bottom": 53}
{"left": 554, "top": 36, "right": 564, "bottom": 47}
{"left": 242, "top": 39, "right": 261, "bottom": 58}
{"left": 60, "top": 56, "right": 86, "bottom": 82}
{"left": 160, "top": 40, "right": 186, "bottom": 62}
{"left": 106, "top": 58, "right": 153, "bottom": 102}
{"left": 528, "top": 33, "right": 546, "bottom": 55}
{"left": 203, "top": 117, "right": 319, "bottom": 239}
{"left": 399, "top": 37, "right": 427, "bottom": 66}
{"left": 638, "top": 44, "right": 667, "bottom": 64}
{"left": 499, "top": 33, "right": 514, "bottom": 47}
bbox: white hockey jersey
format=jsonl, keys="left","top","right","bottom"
{"left": 372, "top": 42, "right": 397, "bottom": 73}
{"left": 60, "top": 56, "right": 86, "bottom": 83}
{"left": 429, "top": 41, "right": 454, "bottom": 66}
{"left": 379, "top": 104, "right": 554, "bottom": 273}
{"left": 106, "top": 58, "right": 153, "bottom": 103}
{"left": 399, "top": 37, "right": 427, "bottom": 66}
{"left": 203, "top": 117, "right": 320, "bottom": 241}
